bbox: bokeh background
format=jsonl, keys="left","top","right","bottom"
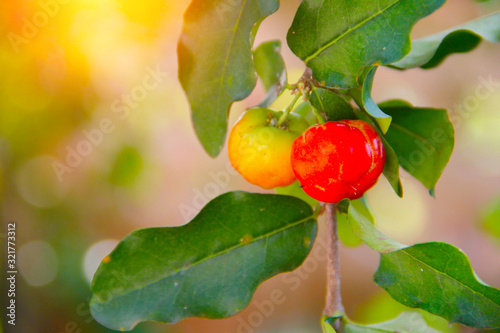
{"left": 1, "top": 0, "right": 500, "bottom": 332}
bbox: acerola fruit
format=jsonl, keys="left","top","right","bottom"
{"left": 228, "top": 108, "right": 309, "bottom": 189}
{"left": 291, "top": 120, "right": 385, "bottom": 203}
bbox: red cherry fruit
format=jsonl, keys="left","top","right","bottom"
{"left": 291, "top": 120, "right": 385, "bottom": 203}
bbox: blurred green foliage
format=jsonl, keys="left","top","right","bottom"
{"left": 480, "top": 195, "right": 500, "bottom": 244}
{"left": 109, "top": 146, "right": 143, "bottom": 187}
{"left": 353, "top": 291, "right": 459, "bottom": 333}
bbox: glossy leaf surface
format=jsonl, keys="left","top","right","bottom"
{"left": 309, "top": 87, "right": 356, "bottom": 121}
{"left": 287, "top": 0, "right": 445, "bottom": 88}
{"left": 391, "top": 12, "right": 500, "bottom": 69}
{"left": 380, "top": 100, "right": 454, "bottom": 192}
{"left": 374, "top": 242, "right": 500, "bottom": 328}
{"left": 337, "top": 198, "right": 374, "bottom": 247}
{"left": 178, "top": 0, "right": 279, "bottom": 157}
{"left": 346, "top": 199, "right": 406, "bottom": 253}
{"left": 91, "top": 192, "right": 317, "bottom": 330}
{"left": 351, "top": 66, "right": 391, "bottom": 133}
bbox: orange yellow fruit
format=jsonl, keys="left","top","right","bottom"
{"left": 228, "top": 108, "right": 309, "bottom": 189}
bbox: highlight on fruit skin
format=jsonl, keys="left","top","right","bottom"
{"left": 291, "top": 120, "right": 385, "bottom": 203}
{"left": 228, "top": 108, "right": 309, "bottom": 189}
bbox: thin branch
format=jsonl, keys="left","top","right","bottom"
{"left": 323, "top": 203, "right": 344, "bottom": 323}
{"left": 277, "top": 93, "right": 301, "bottom": 127}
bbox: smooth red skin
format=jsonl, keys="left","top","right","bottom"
{"left": 291, "top": 120, "right": 385, "bottom": 203}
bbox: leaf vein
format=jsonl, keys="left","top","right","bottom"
{"left": 304, "top": 0, "right": 400, "bottom": 63}
{"left": 99, "top": 215, "right": 315, "bottom": 303}
{"left": 389, "top": 122, "right": 435, "bottom": 147}
{"left": 216, "top": 0, "right": 249, "bottom": 110}
{"left": 400, "top": 249, "right": 500, "bottom": 308}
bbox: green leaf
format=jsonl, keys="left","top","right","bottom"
{"left": 90, "top": 191, "right": 317, "bottom": 331}
{"left": 253, "top": 40, "right": 287, "bottom": 108}
{"left": 381, "top": 136, "right": 403, "bottom": 197}
{"left": 337, "top": 199, "right": 374, "bottom": 248}
{"left": 286, "top": 0, "right": 446, "bottom": 89}
{"left": 356, "top": 292, "right": 459, "bottom": 332}
{"left": 322, "top": 315, "right": 342, "bottom": 333}
{"left": 390, "top": 12, "right": 500, "bottom": 69}
{"left": 178, "top": 0, "right": 279, "bottom": 157}
{"left": 338, "top": 214, "right": 363, "bottom": 247}
{"left": 309, "top": 87, "right": 356, "bottom": 121}
{"left": 346, "top": 200, "right": 406, "bottom": 253}
{"left": 373, "top": 242, "right": 500, "bottom": 329}
{"left": 293, "top": 101, "right": 320, "bottom": 126}
{"left": 351, "top": 108, "right": 402, "bottom": 197}
{"left": 351, "top": 66, "right": 392, "bottom": 133}
{"left": 345, "top": 311, "right": 442, "bottom": 333}
{"left": 322, "top": 322, "right": 337, "bottom": 333}
{"left": 275, "top": 180, "right": 318, "bottom": 207}
{"left": 380, "top": 100, "right": 454, "bottom": 192}
{"left": 337, "top": 198, "right": 351, "bottom": 215}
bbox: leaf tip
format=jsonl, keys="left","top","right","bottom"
{"left": 378, "top": 116, "right": 392, "bottom": 134}
{"left": 397, "top": 182, "right": 404, "bottom": 198}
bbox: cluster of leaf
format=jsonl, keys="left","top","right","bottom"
{"left": 90, "top": 0, "right": 500, "bottom": 331}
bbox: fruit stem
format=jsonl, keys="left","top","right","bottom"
{"left": 309, "top": 86, "right": 327, "bottom": 124}
{"left": 277, "top": 93, "right": 301, "bottom": 127}
{"left": 312, "top": 105, "right": 326, "bottom": 125}
{"left": 323, "top": 202, "right": 344, "bottom": 327}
